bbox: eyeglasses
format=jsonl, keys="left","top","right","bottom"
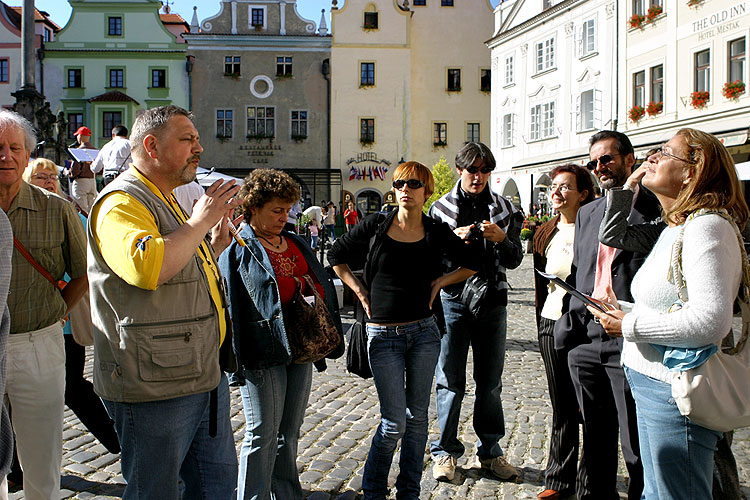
{"left": 463, "top": 165, "right": 493, "bottom": 175}
{"left": 654, "top": 146, "right": 695, "bottom": 164}
{"left": 585, "top": 153, "right": 621, "bottom": 171}
{"left": 392, "top": 178, "right": 425, "bottom": 190}
{"left": 31, "top": 173, "right": 58, "bottom": 181}
{"left": 548, "top": 184, "right": 577, "bottom": 194}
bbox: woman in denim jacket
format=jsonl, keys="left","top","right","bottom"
{"left": 218, "top": 169, "right": 343, "bottom": 500}
{"left": 329, "top": 161, "right": 478, "bottom": 500}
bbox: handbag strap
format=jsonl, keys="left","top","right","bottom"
{"left": 670, "top": 209, "right": 750, "bottom": 354}
{"left": 13, "top": 237, "right": 65, "bottom": 290}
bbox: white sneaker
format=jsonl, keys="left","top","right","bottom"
{"left": 432, "top": 454, "right": 457, "bottom": 481}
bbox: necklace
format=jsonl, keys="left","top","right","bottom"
{"left": 258, "top": 234, "right": 283, "bottom": 249}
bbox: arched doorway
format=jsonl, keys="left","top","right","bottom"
{"left": 356, "top": 189, "right": 382, "bottom": 216}
{"left": 501, "top": 178, "right": 521, "bottom": 210}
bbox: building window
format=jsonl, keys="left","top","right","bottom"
{"left": 535, "top": 37, "right": 555, "bottom": 73}
{"left": 447, "top": 68, "right": 461, "bottom": 91}
{"left": 361, "top": 62, "right": 375, "bottom": 86}
{"left": 502, "top": 114, "right": 514, "bottom": 148}
{"left": 67, "top": 113, "right": 83, "bottom": 139}
{"left": 729, "top": 38, "right": 746, "bottom": 83}
{"left": 109, "top": 69, "right": 124, "bottom": 88}
{"left": 581, "top": 18, "right": 595, "bottom": 57}
{"left": 633, "top": 0, "right": 644, "bottom": 16}
{"left": 217, "top": 109, "right": 233, "bottom": 138}
{"left": 480, "top": 69, "right": 491, "bottom": 92}
{"left": 276, "top": 57, "right": 292, "bottom": 76}
{"left": 224, "top": 56, "right": 240, "bottom": 75}
{"left": 102, "top": 111, "right": 122, "bottom": 137}
{"left": 578, "top": 90, "right": 595, "bottom": 131}
{"left": 650, "top": 64, "right": 664, "bottom": 103}
{"left": 291, "top": 110, "right": 308, "bottom": 139}
{"left": 633, "top": 70, "right": 645, "bottom": 107}
{"left": 363, "top": 11, "right": 378, "bottom": 29}
{"left": 151, "top": 69, "right": 166, "bottom": 88}
{"left": 0, "top": 59, "right": 7, "bottom": 83}
{"left": 434, "top": 123, "right": 447, "bottom": 145}
{"left": 361, "top": 118, "right": 375, "bottom": 143}
{"left": 695, "top": 49, "right": 710, "bottom": 92}
{"left": 251, "top": 8, "right": 264, "bottom": 27}
{"left": 67, "top": 68, "right": 82, "bottom": 88}
{"left": 529, "top": 102, "right": 555, "bottom": 141}
{"left": 466, "top": 123, "right": 480, "bottom": 143}
{"left": 43, "top": 28, "right": 51, "bottom": 42}
{"left": 247, "top": 106, "right": 275, "bottom": 138}
{"left": 108, "top": 16, "right": 122, "bottom": 36}
{"left": 413, "top": 0, "right": 426, "bottom": 4}
{"left": 504, "top": 56, "right": 514, "bottom": 85}
{"left": 442, "top": 0, "right": 454, "bottom": 5}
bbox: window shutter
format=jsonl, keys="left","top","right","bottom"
{"left": 576, "top": 25, "right": 583, "bottom": 58}
{"left": 594, "top": 89, "right": 603, "bottom": 129}
{"left": 512, "top": 113, "right": 518, "bottom": 147}
{"left": 575, "top": 94, "right": 582, "bottom": 132}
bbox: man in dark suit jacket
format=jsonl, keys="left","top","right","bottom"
{"left": 554, "top": 130, "right": 661, "bottom": 500}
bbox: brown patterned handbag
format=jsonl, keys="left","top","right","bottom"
{"left": 284, "top": 275, "right": 340, "bottom": 364}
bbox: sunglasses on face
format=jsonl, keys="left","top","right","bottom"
{"left": 585, "top": 153, "right": 620, "bottom": 171}
{"left": 463, "top": 165, "right": 494, "bottom": 175}
{"left": 392, "top": 178, "right": 425, "bottom": 190}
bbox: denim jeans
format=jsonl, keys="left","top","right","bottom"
{"left": 362, "top": 317, "right": 441, "bottom": 500}
{"left": 624, "top": 367, "right": 722, "bottom": 500}
{"left": 431, "top": 292, "right": 508, "bottom": 460}
{"left": 103, "top": 374, "right": 237, "bottom": 500}
{"left": 238, "top": 362, "right": 312, "bottom": 500}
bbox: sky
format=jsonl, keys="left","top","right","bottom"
{"left": 34, "top": 0, "right": 501, "bottom": 32}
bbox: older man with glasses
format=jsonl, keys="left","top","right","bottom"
{"left": 553, "top": 130, "right": 661, "bottom": 500}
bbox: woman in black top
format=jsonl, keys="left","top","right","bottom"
{"left": 329, "top": 161, "right": 477, "bottom": 500}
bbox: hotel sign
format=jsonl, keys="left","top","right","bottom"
{"left": 679, "top": 1, "right": 748, "bottom": 39}
{"left": 346, "top": 152, "right": 392, "bottom": 182}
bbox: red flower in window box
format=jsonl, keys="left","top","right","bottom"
{"left": 629, "top": 14, "right": 645, "bottom": 29}
{"left": 690, "top": 91, "right": 710, "bottom": 109}
{"left": 646, "top": 101, "right": 663, "bottom": 116}
{"left": 687, "top": 0, "right": 703, "bottom": 7}
{"left": 629, "top": 105, "right": 646, "bottom": 123}
{"left": 722, "top": 80, "right": 745, "bottom": 100}
{"left": 646, "top": 4, "right": 663, "bottom": 22}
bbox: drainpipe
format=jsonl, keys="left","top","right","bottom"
{"left": 185, "top": 55, "right": 194, "bottom": 111}
{"left": 613, "top": 4, "right": 619, "bottom": 130}
{"left": 38, "top": 46, "right": 44, "bottom": 97}
{"left": 322, "top": 57, "right": 331, "bottom": 201}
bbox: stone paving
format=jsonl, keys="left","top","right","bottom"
{"left": 11, "top": 254, "right": 750, "bottom": 499}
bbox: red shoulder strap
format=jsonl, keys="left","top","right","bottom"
{"left": 13, "top": 237, "right": 65, "bottom": 290}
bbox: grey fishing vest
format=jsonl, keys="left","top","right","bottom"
{"left": 88, "top": 170, "right": 222, "bottom": 403}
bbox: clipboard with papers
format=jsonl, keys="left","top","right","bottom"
{"left": 66, "top": 148, "right": 99, "bottom": 163}
{"left": 535, "top": 269, "right": 616, "bottom": 313}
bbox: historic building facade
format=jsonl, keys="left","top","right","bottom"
{"left": 184, "top": 0, "right": 332, "bottom": 205}
{"left": 331, "top": 0, "right": 493, "bottom": 214}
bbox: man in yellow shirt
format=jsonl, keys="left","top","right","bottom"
{"left": 88, "top": 105, "right": 240, "bottom": 500}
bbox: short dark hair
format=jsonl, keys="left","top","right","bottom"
{"left": 112, "top": 125, "right": 128, "bottom": 137}
{"left": 130, "top": 105, "right": 192, "bottom": 157}
{"left": 589, "top": 130, "right": 634, "bottom": 157}
{"left": 455, "top": 142, "right": 496, "bottom": 171}
{"left": 548, "top": 163, "right": 595, "bottom": 205}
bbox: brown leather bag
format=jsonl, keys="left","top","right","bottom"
{"left": 284, "top": 275, "right": 339, "bottom": 364}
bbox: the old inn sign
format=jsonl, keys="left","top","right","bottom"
{"left": 347, "top": 152, "right": 391, "bottom": 181}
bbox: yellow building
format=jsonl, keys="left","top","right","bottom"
{"left": 331, "top": 0, "right": 493, "bottom": 214}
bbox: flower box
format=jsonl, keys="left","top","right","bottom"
{"left": 646, "top": 4, "right": 663, "bottom": 22}
{"left": 628, "top": 14, "right": 645, "bottom": 28}
{"left": 646, "top": 101, "right": 663, "bottom": 116}
{"left": 722, "top": 80, "right": 745, "bottom": 100}
{"left": 628, "top": 105, "right": 646, "bottom": 123}
{"left": 690, "top": 91, "right": 710, "bottom": 109}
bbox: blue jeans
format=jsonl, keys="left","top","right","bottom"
{"left": 362, "top": 317, "right": 441, "bottom": 500}
{"left": 431, "top": 291, "right": 508, "bottom": 460}
{"left": 324, "top": 224, "right": 336, "bottom": 241}
{"left": 624, "top": 367, "right": 722, "bottom": 500}
{"left": 238, "top": 362, "right": 312, "bottom": 500}
{"left": 103, "top": 374, "right": 237, "bottom": 500}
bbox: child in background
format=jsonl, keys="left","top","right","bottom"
{"left": 309, "top": 219, "right": 319, "bottom": 250}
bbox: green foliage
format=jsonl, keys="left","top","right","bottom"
{"left": 424, "top": 156, "right": 457, "bottom": 214}
{"left": 520, "top": 228, "right": 534, "bottom": 241}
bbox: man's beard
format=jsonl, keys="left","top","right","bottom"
{"left": 178, "top": 156, "right": 200, "bottom": 184}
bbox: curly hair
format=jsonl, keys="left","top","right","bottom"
{"left": 238, "top": 169, "right": 300, "bottom": 221}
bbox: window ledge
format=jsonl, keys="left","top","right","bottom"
{"left": 532, "top": 67, "right": 557, "bottom": 78}
{"left": 501, "top": 144, "right": 515, "bottom": 149}
{"left": 148, "top": 86, "right": 169, "bottom": 90}
{"left": 359, "top": 83, "right": 375, "bottom": 88}
{"left": 526, "top": 135, "right": 558, "bottom": 143}
{"left": 579, "top": 51, "right": 599, "bottom": 61}
{"left": 446, "top": 88, "right": 462, "bottom": 93}
{"left": 64, "top": 87, "right": 85, "bottom": 90}
{"left": 104, "top": 86, "right": 126, "bottom": 91}
{"left": 503, "top": 82, "right": 516, "bottom": 89}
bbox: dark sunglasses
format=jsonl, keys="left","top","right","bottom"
{"left": 463, "top": 165, "right": 494, "bottom": 174}
{"left": 585, "top": 154, "right": 620, "bottom": 170}
{"left": 393, "top": 178, "right": 425, "bottom": 190}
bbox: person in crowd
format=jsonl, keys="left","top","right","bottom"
{"left": 87, "top": 105, "right": 240, "bottom": 499}
{"left": 532, "top": 164, "right": 594, "bottom": 500}
{"left": 330, "top": 161, "right": 478, "bottom": 500}
{"left": 593, "top": 129, "right": 749, "bottom": 500}
{"left": 428, "top": 142, "right": 524, "bottom": 482}
{"left": 309, "top": 218, "right": 320, "bottom": 250}
{"left": 64, "top": 126, "right": 97, "bottom": 212}
{"left": 0, "top": 208, "right": 12, "bottom": 498}
{"left": 323, "top": 200, "right": 337, "bottom": 240}
{"left": 219, "top": 168, "right": 343, "bottom": 500}
{"left": 0, "top": 110, "right": 88, "bottom": 500}
{"left": 20, "top": 159, "right": 121, "bottom": 456}
{"left": 91, "top": 125, "right": 132, "bottom": 187}
{"left": 344, "top": 201, "right": 359, "bottom": 231}
{"left": 286, "top": 198, "right": 302, "bottom": 232}
{"left": 554, "top": 130, "right": 660, "bottom": 500}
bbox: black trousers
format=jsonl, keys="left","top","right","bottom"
{"left": 568, "top": 339, "right": 644, "bottom": 500}
{"left": 538, "top": 317, "right": 580, "bottom": 494}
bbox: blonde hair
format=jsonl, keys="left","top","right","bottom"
{"left": 23, "top": 158, "right": 61, "bottom": 195}
{"left": 392, "top": 161, "right": 434, "bottom": 198}
{"left": 664, "top": 128, "right": 749, "bottom": 226}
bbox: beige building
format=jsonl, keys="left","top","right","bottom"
{"left": 331, "top": 0, "right": 493, "bottom": 214}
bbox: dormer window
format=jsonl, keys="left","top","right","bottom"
{"left": 251, "top": 8, "right": 264, "bottom": 27}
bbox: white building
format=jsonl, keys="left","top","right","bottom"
{"left": 487, "top": 0, "right": 618, "bottom": 213}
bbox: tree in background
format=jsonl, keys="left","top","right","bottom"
{"left": 424, "top": 156, "right": 457, "bottom": 214}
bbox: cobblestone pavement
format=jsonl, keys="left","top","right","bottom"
{"left": 12, "top": 254, "right": 750, "bottom": 499}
